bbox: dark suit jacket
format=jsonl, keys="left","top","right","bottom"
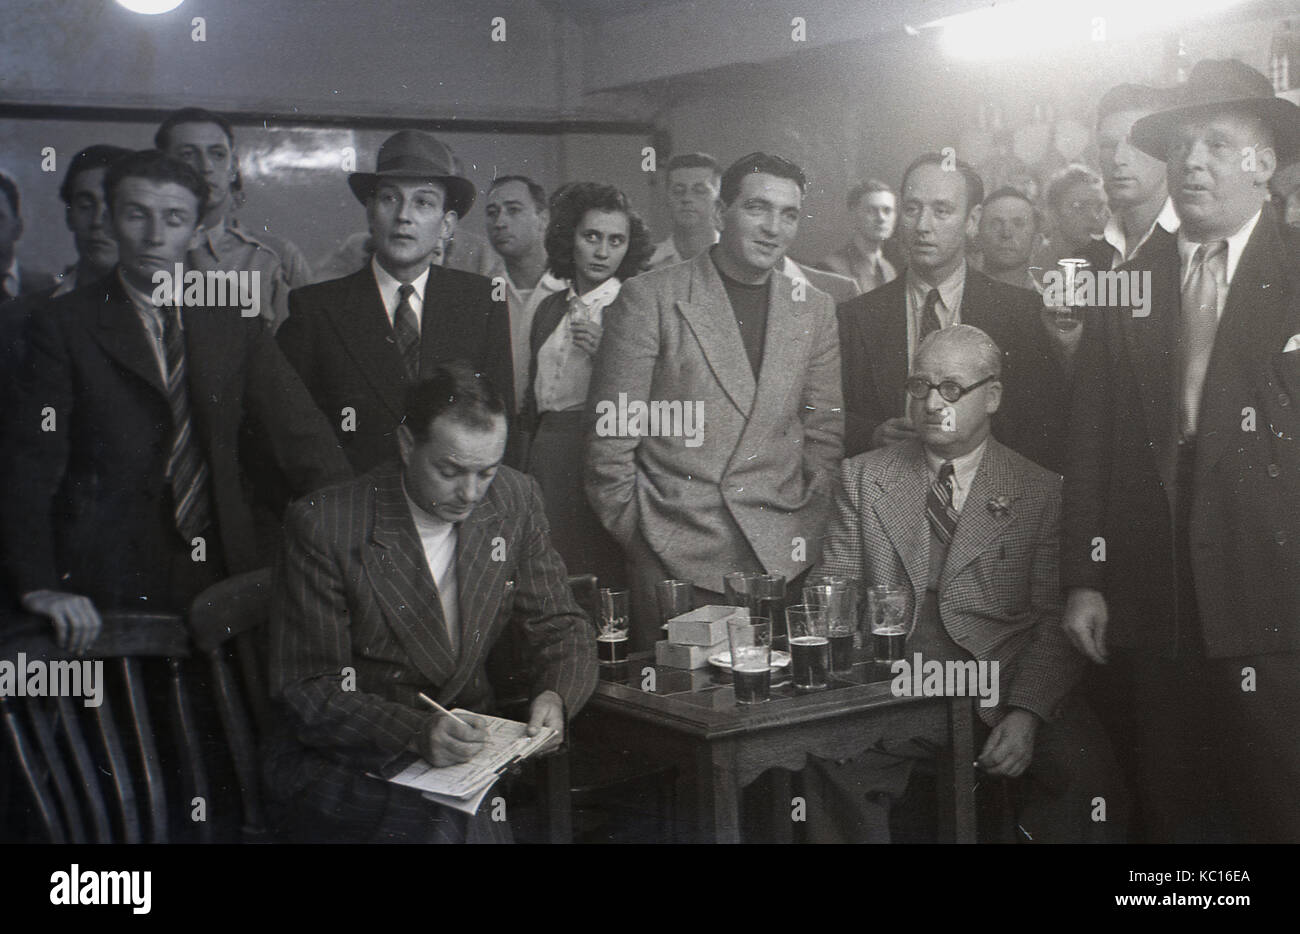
{"left": 263, "top": 462, "right": 597, "bottom": 820}
{"left": 278, "top": 264, "right": 515, "bottom": 474}
{"left": 1064, "top": 210, "right": 1300, "bottom": 657}
{"left": 0, "top": 272, "right": 351, "bottom": 609}
{"left": 836, "top": 266, "right": 1064, "bottom": 471}
{"left": 816, "top": 438, "right": 1079, "bottom": 727}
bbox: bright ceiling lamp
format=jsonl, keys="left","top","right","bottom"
{"left": 925, "top": 0, "right": 1247, "bottom": 60}
{"left": 116, "top": 0, "right": 185, "bottom": 13}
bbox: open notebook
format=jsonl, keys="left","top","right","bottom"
{"left": 377, "top": 712, "right": 557, "bottom": 815}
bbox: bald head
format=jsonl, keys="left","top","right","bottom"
{"left": 916, "top": 325, "right": 1002, "bottom": 379}
{"left": 909, "top": 325, "right": 1003, "bottom": 459}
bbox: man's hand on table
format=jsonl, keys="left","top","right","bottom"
{"left": 418, "top": 711, "right": 489, "bottom": 767}
{"left": 977, "top": 708, "right": 1039, "bottom": 778}
{"left": 527, "top": 690, "right": 565, "bottom": 753}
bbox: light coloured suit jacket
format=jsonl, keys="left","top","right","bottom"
{"left": 264, "top": 462, "right": 597, "bottom": 814}
{"left": 585, "top": 250, "right": 844, "bottom": 590}
{"left": 815, "top": 438, "right": 1081, "bottom": 726}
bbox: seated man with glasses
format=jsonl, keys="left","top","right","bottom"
{"left": 801, "top": 325, "right": 1126, "bottom": 843}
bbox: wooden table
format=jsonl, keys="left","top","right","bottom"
{"left": 581, "top": 652, "right": 977, "bottom": 843}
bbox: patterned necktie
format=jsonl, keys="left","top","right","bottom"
{"left": 393, "top": 283, "right": 420, "bottom": 380}
{"left": 919, "top": 288, "right": 942, "bottom": 344}
{"left": 1179, "top": 240, "right": 1227, "bottom": 437}
{"left": 926, "top": 462, "right": 959, "bottom": 545}
{"left": 162, "top": 306, "right": 212, "bottom": 542}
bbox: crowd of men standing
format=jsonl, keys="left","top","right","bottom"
{"left": 0, "top": 55, "right": 1296, "bottom": 844}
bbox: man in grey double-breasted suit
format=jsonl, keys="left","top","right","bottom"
{"left": 585, "top": 152, "right": 844, "bottom": 649}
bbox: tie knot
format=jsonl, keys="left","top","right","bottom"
{"left": 924, "top": 288, "right": 940, "bottom": 310}
{"left": 398, "top": 283, "right": 415, "bottom": 301}
{"left": 938, "top": 461, "right": 954, "bottom": 480}
{"left": 1195, "top": 240, "right": 1227, "bottom": 264}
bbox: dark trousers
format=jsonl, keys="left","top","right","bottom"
{"left": 801, "top": 693, "right": 1129, "bottom": 843}
{"left": 1114, "top": 440, "right": 1300, "bottom": 843}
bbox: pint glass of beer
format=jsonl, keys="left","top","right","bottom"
{"left": 598, "top": 588, "right": 630, "bottom": 665}
{"left": 803, "top": 578, "right": 856, "bottom": 673}
{"left": 867, "top": 586, "right": 911, "bottom": 663}
{"left": 655, "top": 579, "right": 695, "bottom": 628}
{"left": 786, "top": 604, "right": 831, "bottom": 691}
{"left": 728, "top": 616, "right": 772, "bottom": 704}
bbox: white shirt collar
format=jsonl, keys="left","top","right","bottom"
{"left": 566, "top": 275, "right": 622, "bottom": 309}
{"left": 402, "top": 477, "right": 457, "bottom": 537}
{"left": 1102, "top": 197, "right": 1180, "bottom": 264}
{"left": 371, "top": 256, "right": 431, "bottom": 324}
{"left": 1176, "top": 207, "right": 1262, "bottom": 289}
{"left": 924, "top": 438, "right": 988, "bottom": 513}
{"left": 907, "top": 260, "right": 967, "bottom": 318}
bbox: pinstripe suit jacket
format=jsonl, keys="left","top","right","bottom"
{"left": 263, "top": 461, "right": 597, "bottom": 815}
{"left": 815, "top": 438, "right": 1081, "bottom": 726}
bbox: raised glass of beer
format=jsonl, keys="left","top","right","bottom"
{"left": 867, "top": 585, "right": 911, "bottom": 663}
{"left": 598, "top": 588, "right": 630, "bottom": 665}
{"left": 728, "top": 616, "right": 772, "bottom": 705}
{"left": 786, "top": 604, "right": 831, "bottom": 691}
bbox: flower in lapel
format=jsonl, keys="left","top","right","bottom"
{"left": 986, "top": 495, "right": 1012, "bottom": 517}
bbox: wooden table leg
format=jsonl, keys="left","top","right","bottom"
{"left": 695, "top": 741, "right": 741, "bottom": 843}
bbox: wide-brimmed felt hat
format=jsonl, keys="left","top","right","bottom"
{"left": 348, "top": 130, "right": 477, "bottom": 216}
{"left": 1130, "top": 59, "right": 1300, "bottom": 162}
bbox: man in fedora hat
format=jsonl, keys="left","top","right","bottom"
{"left": 1064, "top": 59, "right": 1300, "bottom": 843}
{"left": 279, "top": 130, "right": 515, "bottom": 474}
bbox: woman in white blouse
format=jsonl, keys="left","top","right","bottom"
{"left": 522, "top": 182, "right": 653, "bottom": 589}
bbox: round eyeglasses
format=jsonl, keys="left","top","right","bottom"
{"left": 903, "top": 373, "right": 998, "bottom": 403}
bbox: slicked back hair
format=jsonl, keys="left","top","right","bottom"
{"left": 403, "top": 362, "right": 507, "bottom": 439}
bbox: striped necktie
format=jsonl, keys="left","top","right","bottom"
{"left": 393, "top": 282, "right": 420, "bottom": 380}
{"left": 926, "top": 461, "right": 958, "bottom": 545}
{"left": 162, "top": 306, "right": 212, "bottom": 542}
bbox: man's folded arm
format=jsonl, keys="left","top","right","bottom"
{"left": 270, "top": 499, "right": 432, "bottom": 769}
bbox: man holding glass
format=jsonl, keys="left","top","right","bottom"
{"left": 807, "top": 325, "right": 1123, "bottom": 843}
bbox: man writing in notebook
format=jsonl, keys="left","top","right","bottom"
{"left": 265, "top": 362, "right": 597, "bottom": 843}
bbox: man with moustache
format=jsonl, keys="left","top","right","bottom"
{"left": 646, "top": 152, "right": 721, "bottom": 270}
{"left": 1064, "top": 59, "right": 1300, "bottom": 842}
{"left": 265, "top": 364, "right": 596, "bottom": 844}
{"left": 586, "top": 152, "right": 843, "bottom": 651}
{"left": 1, "top": 150, "right": 348, "bottom": 649}
{"left": 837, "top": 153, "right": 1061, "bottom": 471}
{"left": 156, "top": 108, "right": 311, "bottom": 331}
{"left": 279, "top": 131, "right": 514, "bottom": 474}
